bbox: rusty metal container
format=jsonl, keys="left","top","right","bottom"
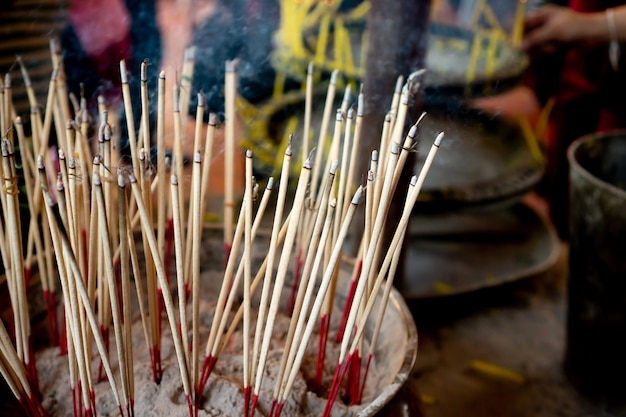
{"left": 566, "top": 132, "right": 626, "bottom": 406}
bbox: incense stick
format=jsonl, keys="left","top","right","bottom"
{"left": 251, "top": 144, "right": 292, "bottom": 393}
{"left": 128, "top": 171, "right": 193, "bottom": 412}
{"left": 120, "top": 59, "right": 140, "bottom": 172}
{"left": 191, "top": 151, "right": 203, "bottom": 415}
{"left": 224, "top": 60, "right": 238, "bottom": 259}
{"left": 242, "top": 150, "right": 254, "bottom": 417}
{"left": 277, "top": 186, "right": 363, "bottom": 417}
{"left": 254, "top": 159, "right": 311, "bottom": 406}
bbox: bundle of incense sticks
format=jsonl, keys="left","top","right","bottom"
{"left": 0, "top": 38, "right": 444, "bottom": 417}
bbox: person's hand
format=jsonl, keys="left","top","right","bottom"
{"left": 522, "top": 5, "right": 590, "bottom": 54}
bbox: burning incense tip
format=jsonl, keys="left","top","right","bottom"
{"left": 368, "top": 170, "right": 375, "bottom": 183}
{"left": 159, "top": 70, "right": 166, "bottom": 79}
{"left": 173, "top": 90, "right": 180, "bottom": 112}
{"left": 198, "top": 92, "right": 205, "bottom": 107}
{"left": 118, "top": 172, "right": 125, "bottom": 187}
{"left": 193, "top": 151, "right": 201, "bottom": 164}
{"left": 330, "top": 198, "right": 337, "bottom": 209}
{"left": 37, "top": 155, "right": 44, "bottom": 169}
{"left": 209, "top": 113, "right": 217, "bottom": 126}
{"left": 98, "top": 95, "right": 105, "bottom": 105}
{"left": 17, "top": 55, "right": 31, "bottom": 86}
{"left": 285, "top": 143, "right": 293, "bottom": 157}
{"left": 93, "top": 172, "right": 102, "bottom": 186}
{"left": 408, "top": 124, "right": 418, "bottom": 138}
{"left": 408, "top": 68, "right": 427, "bottom": 82}
{"left": 410, "top": 175, "right": 418, "bottom": 186}
{"left": 395, "top": 76, "right": 405, "bottom": 93}
{"left": 330, "top": 160, "right": 339, "bottom": 175}
{"left": 69, "top": 158, "right": 76, "bottom": 170}
{"left": 4, "top": 73, "right": 11, "bottom": 87}
{"left": 308, "top": 61, "right": 314, "bottom": 75}
{"left": 120, "top": 60, "right": 128, "bottom": 84}
{"left": 335, "top": 109, "right": 342, "bottom": 121}
{"left": 171, "top": 174, "right": 178, "bottom": 186}
{"left": 384, "top": 113, "right": 392, "bottom": 123}
{"left": 225, "top": 59, "right": 239, "bottom": 72}
{"left": 303, "top": 158, "right": 312, "bottom": 170}
{"left": 390, "top": 142, "right": 400, "bottom": 155}
{"left": 56, "top": 175, "right": 63, "bottom": 191}
{"left": 357, "top": 93, "right": 364, "bottom": 117}
{"left": 401, "top": 90, "right": 409, "bottom": 105}
{"left": 184, "top": 46, "right": 196, "bottom": 61}
{"left": 15, "top": 116, "right": 22, "bottom": 124}
{"left": 266, "top": 177, "right": 274, "bottom": 190}
{"left": 141, "top": 61, "right": 147, "bottom": 81}
{"left": 351, "top": 186, "right": 364, "bottom": 205}
{"left": 371, "top": 150, "right": 378, "bottom": 162}
{"left": 104, "top": 125, "right": 112, "bottom": 141}
{"left": 330, "top": 69, "right": 339, "bottom": 85}
{"left": 1, "top": 141, "right": 9, "bottom": 157}
{"left": 93, "top": 155, "right": 101, "bottom": 165}
{"left": 347, "top": 108, "right": 354, "bottom": 119}
{"left": 128, "top": 172, "right": 137, "bottom": 183}
{"left": 434, "top": 132, "right": 444, "bottom": 147}
{"left": 246, "top": 149, "right": 253, "bottom": 159}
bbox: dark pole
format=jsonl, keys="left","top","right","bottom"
{"left": 361, "top": 0, "right": 432, "bottom": 286}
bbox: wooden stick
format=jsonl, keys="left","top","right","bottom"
{"left": 184, "top": 94, "right": 206, "bottom": 296}
{"left": 156, "top": 70, "right": 167, "bottom": 263}
{"left": 350, "top": 132, "right": 444, "bottom": 364}
{"left": 251, "top": 144, "right": 292, "bottom": 387}
{"left": 1, "top": 141, "right": 29, "bottom": 375}
{"left": 373, "top": 114, "right": 392, "bottom": 215}
{"left": 191, "top": 151, "right": 202, "bottom": 411}
{"left": 137, "top": 149, "right": 161, "bottom": 383}
{"left": 128, "top": 171, "right": 193, "bottom": 410}
{"left": 179, "top": 46, "right": 196, "bottom": 126}
{"left": 118, "top": 171, "right": 135, "bottom": 417}
{"left": 39, "top": 156, "right": 124, "bottom": 412}
{"left": 336, "top": 108, "right": 353, "bottom": 227}
{"left": 389, "top": 84, "right": 409, "bottom": 151}
{"left": 170, "top": 173, "right": 190, "bottom": 369}
{"left": 224, "top": 59, "right": 238, "bottom": 255}
{"left": 16, "top": 55, "right": 38, "bottom": 111}
{"left": 309, "top": 70, "right": 338, "bottom": 211}
{"left": 217, "top": 210, "right": 290, "bottom": 359}
{"left": 139, "top": 61, "right": 151, "bottom": 158}
{"left": 120, "top": 59, "right": 140, "bottom": 172}
{"left": 94, "top": 172, "right": 130, "bottom": 411}
{"left": 3, "top": 74, "right": 13, "bottom": 145}
{"left": 125, "top": 194, "right": 153, "bottom": 372}
{"left": 38, "top": 67, "right": 58, "bottom": 156}
{"left": 338, "top": 142, "right": 400, "bottom": 364}
{"left": 15, "top": 118, "right": 54, "bottom": 344}
{"left": 279, "top": 186, "right": 363, "bottom": 407}
{"left": 199, "top": 113, "right": 217, "bottom": 221}
{"left": 205, "top": 193, "right": 247, "bottom": 361}
{"left": 301, "top": 62, "right": 314, "bottom": 167}
{"left": 203, "top": 180, "right": 275, "bottom": 374}
{"left": 242, "top": 150, "right": 254, "bottom": 416}
{"left": 254, "top": 158, "right": 311, "bottom": 401}
{"left": 341, "top": 86, "right": 364, "bottom": 225}
{"left": 273, "top": 173, "right": 337, "bottom": 404}
{"left": 173, "top": 81, "right": 185, "bottom": 235}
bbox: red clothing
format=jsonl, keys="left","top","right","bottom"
{"left": 532, "top": 0, "right": 626, "bottom": 238}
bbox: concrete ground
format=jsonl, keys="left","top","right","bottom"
{"left": 404, "top": 238, "right": 624, "bottom": 417}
